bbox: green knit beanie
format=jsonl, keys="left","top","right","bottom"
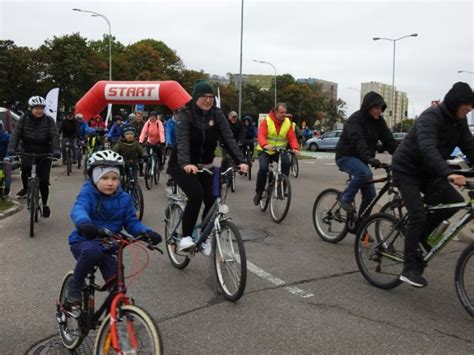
{"left": 192, "top": 80, "right": 214, "bottom": 100}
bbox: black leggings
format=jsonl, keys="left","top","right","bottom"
{"left": 393, "top": 171, "right": 464, "bottom": 267}
{"left": 170, "top": 165, "right": 216, "bottom": 237}
{"left": 21, "top": 155, "right": 52, "bottom": 205}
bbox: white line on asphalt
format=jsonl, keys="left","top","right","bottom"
{"left": 246, "top": 261, "right": 314, "bottom": 299}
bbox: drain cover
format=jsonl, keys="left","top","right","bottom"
{"left": 27, "top": 332, "right": 96, "bottom": 355}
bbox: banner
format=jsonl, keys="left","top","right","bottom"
{"left": 45, "top": 88, "right": 60, "bottom": 122}
{"left": 215, "top": 86, "right": 221, "bottom": 109}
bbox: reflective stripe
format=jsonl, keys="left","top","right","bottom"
{"left": 257, "top": 116, "right": 290, "bottom": 155}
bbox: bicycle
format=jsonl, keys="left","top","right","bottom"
{"left": 123, "top": 163, "right": 145, "bottom": 221}
{"left": 64, "top": 138, "right": 73, "bottom": 176}
{"left": 76, "top": 138, "right": 85, "bottom": 170}
{"left": 289, "top": 150, "right": 299, "bottom": 178}
{"left": 241, "top": 141, "right": 254, "bottom": 181}
{"left": 256, "top": 148, "right": 292, "bottom": 223}
{"left": 163, "top": 166, "right": 247, "bottom": 302}
{"left": 15, "top": 153, "right": 53, "bottom": 237}
{"left": 144, "top": 144, "right": 160, "bottom": 190}
{"left": 56, "top": 229, "right": 163, "bottom": 353}
{"left": 354, "top": 181, "right": 474, "bottom": 314}
{"left": 312, "top": 163, "right": 403, "bottom": 243}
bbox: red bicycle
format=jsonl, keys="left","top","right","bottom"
{"left": 56, "top": 229, "right": 163, "bottom": 353}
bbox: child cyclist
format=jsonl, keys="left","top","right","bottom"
{"left": 112, "top": 126, "right": 147, "bottom": 177}
{"left": 66, "top": 150, "right": 161, "bottom": 305}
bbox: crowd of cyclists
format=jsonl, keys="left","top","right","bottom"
{"left": 2, "top": 80, "right": 474, "bottom": 336}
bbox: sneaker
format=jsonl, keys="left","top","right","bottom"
{"left": 16, "top": 189, "right": 27, "bottom": 198}
{"left": 178, "top": 236, "right": 196, "bottom": 252}
{"left": 253, "top": 192, "right": 262, "bottom": 206}
{"left": 339, "top": 200, "right": 355, "bottom": 213}
{"left": 166, "top": 178, "right": 174, "bottom": 187}
{"left": 399, "top": 269, "right": 428, "bottom": 288}
{"left": 200, "top": 238, "right": 212, "bottom": 256}
{"left": 66, "top": 279, "right": 83, "bottom": 305}
{"left": 42, "top": 205, "right": 51, "bottom": 218}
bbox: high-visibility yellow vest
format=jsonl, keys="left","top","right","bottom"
{"left": 257, "top": 116, "right": 291, "bottom": 155}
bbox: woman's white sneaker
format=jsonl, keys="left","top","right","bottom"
{"left": 178, "top": 236, "right": 196, "bottom": 251}
{"left": 200, "top": 238, "right": 212, "bottom": 256}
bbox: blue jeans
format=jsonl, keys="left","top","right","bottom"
{"left": 336, "top": 156, "right": 376, "bottom": 216}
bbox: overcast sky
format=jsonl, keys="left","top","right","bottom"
{"left": 1, "top": 0, "right": 473, "bottom": 118}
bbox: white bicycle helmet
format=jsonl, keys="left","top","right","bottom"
{"left": 75, "top": 113, "right": 84, "bottom": 119}
{"left": 28, "top": 96, "right": 46, "bottom": 107}
{"left": 87, "top": 150, "right": 125, "bottom": 177}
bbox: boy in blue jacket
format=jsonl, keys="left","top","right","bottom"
{"left": 66, "top": 149, "right": 162, "bottom": 304}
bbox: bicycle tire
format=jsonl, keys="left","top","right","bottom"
{"left": 291, "top": 154, "right": 299, "bottom": 178}
{"left": 380, "top": 199, "right": 406, "bottom": 221}
{"left": 259, "top": 175, "right": 272, "bottom": 212}
{"left": 312, "top": 188, "right": 348, "bottom": 243}
{"left": 130, "top": 184, "right": 144, "bottom": 221}
{"left": 77, "top": 147, "right": 82, "bottom": 169}
{"left": 213, "top": 220, "right": 247, "bottom": 302}
{"left": 29, "top": 186, "right": 36, "bottom": 237}
{"left": 154, "top": 159, "right": 160, "bottom": 185}
{"left": 246, "top": 149, "right": 252, "bottom": 181}
{"left": 94, "top": 304, "right": 163, "bottom": 354}
{"left": 144, "top": 160, "right": 152, "bottom": 190}
{"left": 67, "top": 148, "right": 72, "bottom": 176}
{"left": 354, "top": 213, "right": 404, "bottom": 289}
{"left": 455, "top": 242, "right": 474, "bottom": 317}
{"left": 164, "top": 204, "right": 190, "bottom": 269}
{"left": 270, "top": 174, "right": 291, "bottom": 223}
{"left": 57, "top": 272, "right": 85, "bottom": 350}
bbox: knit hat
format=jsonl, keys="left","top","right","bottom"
{"left": 92, "top": 166, "right": 120, "bottom": 184}
{"left": 192, "top": 80, "right": 214, "bottom": 100}
{"left": 443, "top": 82, "right": 474, "bottom": 115}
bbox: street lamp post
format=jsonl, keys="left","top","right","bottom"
{"left": 253, "top": 59, "right": 277, "bottom": 108}
{"left": 373, "top": 33, "right": 418, "bottom": 131}
{"left": 238, "top": 0, "right": 245, "bottom": 119}
{"left": 458, "top": 70, "right": 474, "bottom": 74}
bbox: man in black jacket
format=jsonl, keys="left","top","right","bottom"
{"left": 392, "top": 82, "right": 474, "bottom": 288}
{"left": 59, "top": 112, "right": 80, "bottom": 164}
{"left": 335, "top": 92, "right": 398, "bottom": 215}
{"left": 221, "top": 111, "right": 245, "bottom": 172}
{"left": 8, "top": 96, "right": 60, "bottom": 218}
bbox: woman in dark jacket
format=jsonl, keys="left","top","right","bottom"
{"left": 168, "top": 81, "right": 248, "bottom": 255}
{"left": 335, "top": 91, "right": 398, "bottom": 215}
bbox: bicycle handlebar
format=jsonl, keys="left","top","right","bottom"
{"left": 100, "top": 228, "right": 163, "bottom": 254}
{"left": 198, "top": 166, "right": 236, "bottom": 176}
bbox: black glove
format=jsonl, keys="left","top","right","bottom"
{"left": 368, "top": 158, "right": 381, "bottom": 168}
{"left": 77, "top": 223, "right": 103, "bottom": 240}
{"left": 144, "top": 230, "right": 162, "bottom": 245}
{"left": 53, "top": 151, "right": 61, "bottom": 159}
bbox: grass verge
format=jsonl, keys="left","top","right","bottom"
{"left": 0, "top": 198, "right": 14, "bottom": 213}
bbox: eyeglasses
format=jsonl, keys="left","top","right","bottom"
{"left": 201, "top": 95, "right": 214, "bottom": 101}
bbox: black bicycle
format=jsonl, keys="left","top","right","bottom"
{"left": 17, "top": 153, "right": 53, "bottom": 237}
{"left": 56, "top": 229, "right": 163, "bottom": 352}
{"left": 63, "top": 138, "right": 74, "bottom": 176}
{"left": 257, "top": 148, "right": 292, "bottom": 223}
{"left": 290, "top": 150, "right": 299, "bottom": 178}
{"left": 144, "top": 144, "right": 160, "bottom": 190}
{"left": 164, "top": 166, "right": 247, "bottom": 302}
{"left": 123, "top": 163, "right": 144, "bottom": 221}
{"left": 241, "top": 141, "right": 254, "bottom": 181}
{"left": 312, "top": 163, "right": 403, "bottom": 243}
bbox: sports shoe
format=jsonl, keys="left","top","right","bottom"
{"left": 339, "top": 200, "right": 355, "bottom": 213}
{"left": 253, "top": 192, "right": 262, "bottom": 206}
{"left": 200, "top": 238, "right": 212, "bottom": 256}
{"left": 178, "top": 236, "right": 196, "bottom": 252}
{"left": 42, "top": 205, "right": 51, "bottom": 218}
{"left": 16, "top": 189, "right": 27, "bottom": 198}
{"left": 399, "top": 269, "right": 428, "bottom": 288}
{"left": 66, "top": 279, "right": 84, "bottom": 305}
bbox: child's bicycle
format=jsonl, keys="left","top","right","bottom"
{"left": 164, "top": 166, "right": 247, "bottom": 302}
{"left": 56, "top": 229, "right": 163, "bottom": 353}
{"left": 123, "top": 163, "right": 145, "bottom": 221}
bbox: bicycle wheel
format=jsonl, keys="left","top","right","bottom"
{"left": 57, "top": 272, "right": 85, "bottom": 350}
{"left": 355, "top": 213, "right": 404, "bottom": 289}
{"left": 312, "top": 188, "right": 348, "bottom": 243}
{"left": 164, "top": 204, "right": 190, "bottom": 269}
{"left": 246, "top": 150, "right": 252, "bottom": 181}
{"left": 67, "top": 148, "right": 72, "bottom": 176}
{"left": 259, "top": 175, "right": 272, "bottom": 212}
{"left": 95, "top": 304, "right": 163, "bottom": 354}
{"left": 144, "top": 160, "right": 152, "bottom": 190}
{"left": 269, "top": 174, "right": 291, "bottom": 223}
{"left": 29, "top": 186, "right": 37, "bottom": 237}
{"left": 153, "top": 159, "right": 161, "bottom": 185}
{"left": 77, "top": 147, "right": 82, "bottom": 169}
{"left": 130, "top": 184, "right": 144, "bottom": 221}
{"left": 455, "top": 242, "right": 474, "bottom": 317}
{"left": 291, "top": 154, "right": 299, "bottom": 178}
{"left": 213, "top": 220, "right": 247, "bottom": 302}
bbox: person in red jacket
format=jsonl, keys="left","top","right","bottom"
{"left": 254, "top": 103, "right": 300, "bottom": 205}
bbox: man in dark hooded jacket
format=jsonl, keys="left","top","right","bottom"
{"left": 392, "top": 82, "right": 474, "bottom": 288}
{"left": 335, "top": 91, "right": 398, "bottom": 215}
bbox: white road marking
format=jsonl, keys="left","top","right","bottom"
{"left": 246, "top": 261, "right": 314, "bottom": 299}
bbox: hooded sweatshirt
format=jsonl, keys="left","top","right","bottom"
{"left": 335, "top": 91, "right": 397, "bottom": 163}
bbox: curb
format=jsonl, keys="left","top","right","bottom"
{"left": 0, "top": 199, "right": 22, "bottom": 220}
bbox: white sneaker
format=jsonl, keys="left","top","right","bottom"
{"left": 178, "top": 236, "right": 196, "bottom": 252}
{"left": 200, "top": 238, "right": 212, "bottom": 256}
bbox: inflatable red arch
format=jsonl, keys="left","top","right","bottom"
{"left": 75, "top": 81, "right": 192, "bottom": 120}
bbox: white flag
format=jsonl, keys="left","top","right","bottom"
{"left": 215, "top": 86, "right": 221, "bottom": 109}
{"left": 45, "top": 88, "right": 60, "bottom": 122}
